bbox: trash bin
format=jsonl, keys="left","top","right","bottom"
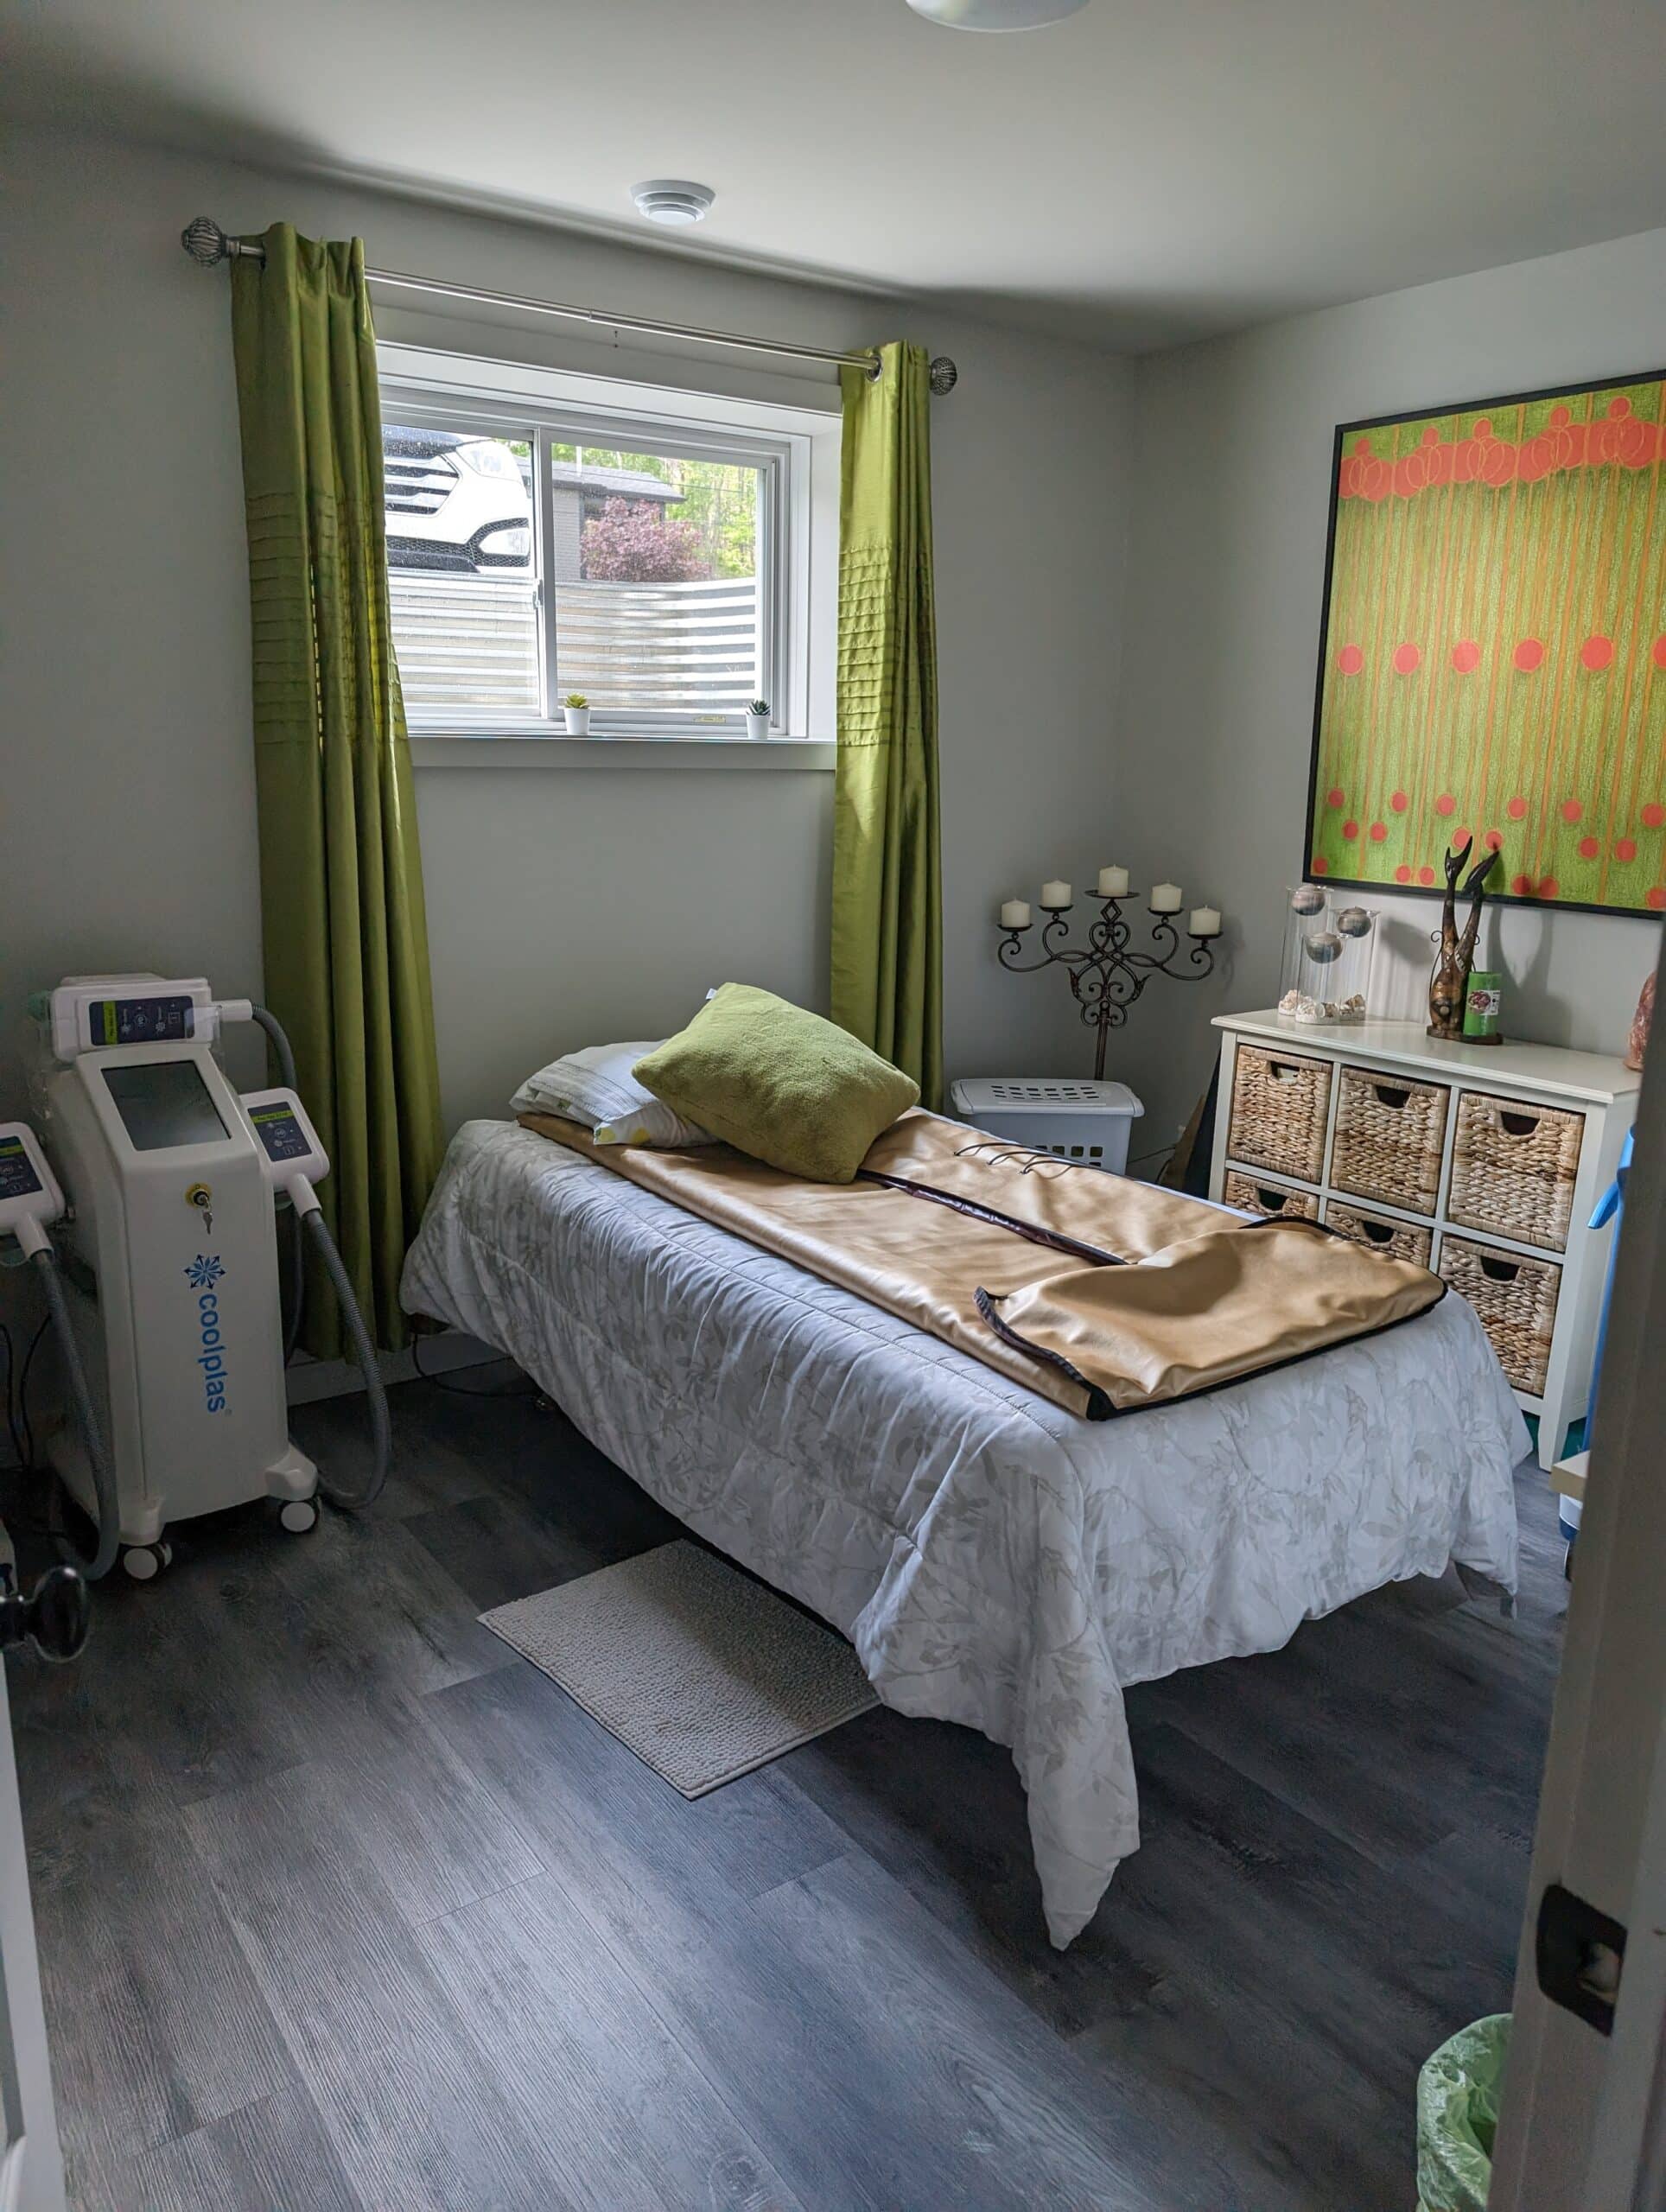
{"left": 947, "top": 1077, "right": 1144, "bottom": 1173}
{"left": 1416, "top": 2013, "right": 1510, "bottom": 2212}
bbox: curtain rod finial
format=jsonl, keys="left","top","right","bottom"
{"left": 930, "top": 357, "right": 958, "bottom": 396}
{"left": 181, "top": 216, "right": 230, "bottom": 266}
{"left": 181, "top": 217, "right": 265, "bottom": 268}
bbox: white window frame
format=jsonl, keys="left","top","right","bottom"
{"left": 378, "top": 357, "right": 821, "bottom": 748}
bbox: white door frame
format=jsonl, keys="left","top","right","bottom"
{"left": 1491, "top": 928, "right": 1666, "bottom": 2209}
{"left": 0, "top": 1659, "right": 66, "bottom": 2212}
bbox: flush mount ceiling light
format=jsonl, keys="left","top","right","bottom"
{"left": 630, "top": 179, "right": 715, "bottom": 226}
{"left": 906, "top": 0, "right": 1090, "bottom": 25}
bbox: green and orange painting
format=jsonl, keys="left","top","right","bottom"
{"left": 1307, "top": 372, "right": 1666, "bottom": 917}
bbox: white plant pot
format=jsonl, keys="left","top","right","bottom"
{"left": 563, "top": 707, "right": 591, "bottom": 735}
{"left": 746, "top": 711, "right": 770, "bottom": 741}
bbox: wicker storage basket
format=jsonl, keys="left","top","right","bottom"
{"left": 1224, "top": 1172, "right": 1319, "bottom": 1222}
{"left": 1438, "top": 1234, "right": 1560, "bottom": 1395}
{"left": 1330, "top": 1065, "right": 1451, "bottom": 1215}
{"left": 1227, "top": 1046, "right": 1332, "bottom": 1184}
{"left": 1323, "top": 1198, "right": 1434, "bottom": 1268}
{"left": 1447, "top": 1090, "right": 1583, "bottom": 1251}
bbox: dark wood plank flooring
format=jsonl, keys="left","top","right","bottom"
{"left": 4, "top": 1372, "right": 1566, "bottom": 2211}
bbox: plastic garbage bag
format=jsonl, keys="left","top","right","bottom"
{"left": 1417, "top": 2013, "right": 1510, "bottom": 2212}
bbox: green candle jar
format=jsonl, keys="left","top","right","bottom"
{"left": 1462, "top": 969, "right": 1504, "bottom": 1045}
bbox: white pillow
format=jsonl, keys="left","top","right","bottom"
{"left": 511, "top": 1042, "right": 715, "bottom": 1148}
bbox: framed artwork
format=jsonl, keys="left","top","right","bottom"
{"left": 1306, "top": 369, "right": 1666, "bottom": 918}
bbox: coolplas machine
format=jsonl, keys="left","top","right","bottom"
{"left": 2, "top": 975, "right": 389, "bottom": 1581}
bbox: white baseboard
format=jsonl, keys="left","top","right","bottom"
{"left": 283, "top": 1331, "right": 518, "bottom": 1406}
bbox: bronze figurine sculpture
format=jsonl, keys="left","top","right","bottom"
{"left": 1428, "top": 835, "right": 1500, "bottom": 1040}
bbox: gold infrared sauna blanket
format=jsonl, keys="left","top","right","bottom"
{"left": 521, "top": 1109, "right": 1445, "bottom": 1419}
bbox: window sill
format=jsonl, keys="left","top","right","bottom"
{"left": 409, "top": 733, "right": 836, "bottom": 771}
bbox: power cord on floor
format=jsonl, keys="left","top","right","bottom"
{"left": 409, "top": 1331, "right": 542, "bottom": 1401}
{"left": 1127, "top": 1141, "right": 1179, "bottom": 1174}
{"left": 17, "top": 1313, "right": 49, "bottom": 1472}
{"left": 1, "top": 1316, "right": 61, "bottom": 1540}
{"left": 0, "top": 1322, "right": 29, "bottom": 1473}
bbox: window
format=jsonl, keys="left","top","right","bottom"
{"left": 379, "top": 371, "right": 818, "bottom": 741}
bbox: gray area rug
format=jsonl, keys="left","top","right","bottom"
{"left": 480, "top": 1539, "right": 879, "bottom": 1796}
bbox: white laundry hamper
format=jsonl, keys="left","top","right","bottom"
{"left": 948, "top": 1077, "right": 1144, "bottom": 1174}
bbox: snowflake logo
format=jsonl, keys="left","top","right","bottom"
{"left": 184, "top": 1254, "right": 225, "bottom": 1290}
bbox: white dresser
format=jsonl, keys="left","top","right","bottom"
{"left": 1208, "top": 1012, "right": 1640, "bottom": 1468}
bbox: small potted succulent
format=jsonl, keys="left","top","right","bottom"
{"left": 563, "top": 692, "right": 590, "bottom": 736}
{"left": 746, "top": 697, "right": 771, "bottom": 741}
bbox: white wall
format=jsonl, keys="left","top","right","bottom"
{"left": 10, "top": 124, "right": 1658, "bottom": 1205}
{"left": 1115, "top": 227, "right": 1666, "bottom": 1149}
{"left": 0, "top": 126, "right": 1133, "bottom": 1146}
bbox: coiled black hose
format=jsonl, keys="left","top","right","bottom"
{"left": 300, "top": 1209, "right": 390, "bottom": 1510}
{"left": 31, "top": 1248, "right": 120, "bottom": 1580}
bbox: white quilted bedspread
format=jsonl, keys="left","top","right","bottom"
{"left": 401, "top": 1120, "right": 1525, "bottom": 1948}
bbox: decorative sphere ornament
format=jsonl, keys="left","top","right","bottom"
{"left": 1291, "top": 883, "right": 1326, "bottom": 915}
{"left": 1336, "top": 905, "right": 1373, "bottom": 938}
{"left": 1304, "top": 931, "right": 1344, "bottom": 965}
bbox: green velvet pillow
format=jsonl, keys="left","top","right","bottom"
{"left": 634, "top": 985, "right": 919, "bottom": 1184}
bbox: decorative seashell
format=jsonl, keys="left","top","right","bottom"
{"left": 1291, "top": 883, "right": 1327, "bottom": 915}
{"left": 1336, "top": 905, "right": 1373, "bottom": 938}
{"left": 1304, "top": 931, "right": 1344, "bottom": 964}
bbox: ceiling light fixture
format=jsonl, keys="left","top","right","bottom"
{"left": 630, "top": 180, "right": 715, "bottom": 227}
{"left": 906, "top": 0, "right": 1090, "bottom": 26}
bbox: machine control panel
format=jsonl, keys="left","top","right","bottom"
{"left": 0, "top": 1122, "right": 64, "bottom": 1256}
{"left": 90, "top": 995, "right": 198, "bottom": 1047}
{"left": 0, "top": 1131, "right": 45, "bottom": 1201}
{"left": 250, "top": 1102, "right": 312, "bottom": 1164}
{"left": 240, "top": 1089, "right": 329, "bottom": 1193}
{"left": 46, "top": 976, "right": 216, "bottom": 1061}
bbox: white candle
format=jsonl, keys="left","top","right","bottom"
{"left": 1040, "top": 880, "right": 1073, "bottom": 909}
{"left": 1188, "top": 906, "right": 1222, "bottom": 938}
{"left": 1097, "top": 865, "right": 1130, "bottom": 899}
{"left": 1000, "top": 899, "right": 1032, "bottom": 930}
{"left": 1150, "top": 881, "right": 1183, "bottom": 912}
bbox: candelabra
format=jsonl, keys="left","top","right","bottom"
{"left": 996, "top": 890, "right": 1219, "bottom": 1080}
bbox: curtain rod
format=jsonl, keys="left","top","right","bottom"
{"left": 180, "top": 219, "right": 958, "bottom": 395}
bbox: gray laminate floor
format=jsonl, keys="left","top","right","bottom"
{"left": 5, "top": 1374, "right": 1566, "bottom": 2212}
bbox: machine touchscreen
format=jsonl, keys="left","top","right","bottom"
{"left": 101, "top": 1060, "right": 229, "bottom": 1153}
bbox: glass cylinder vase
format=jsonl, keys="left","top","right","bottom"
{"left": 1277, "top": 887, "right": 1377, "bottom": 1025}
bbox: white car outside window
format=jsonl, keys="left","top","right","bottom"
{"left": 383, "top": 427, "right": 532, "bottom": 572}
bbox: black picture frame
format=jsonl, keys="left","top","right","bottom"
{"left": 1301, "top": 362, "right": 1666, "bottom": 923}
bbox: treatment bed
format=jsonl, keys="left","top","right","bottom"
{"left": 401, "top": 1116, "right": 1526, "bottom": 1948}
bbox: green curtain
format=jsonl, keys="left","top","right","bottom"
{"left": 229, "top": 223, "right": 444, "bottom": 1355}
{"left": 831, "top": 341, "right": 944, "bottom": 1108}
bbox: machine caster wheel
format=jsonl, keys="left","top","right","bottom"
{"left": 121, "top": 1541, "right": 173, "bottom": 1583}
{"left": 278, "top": 1497, "right": 320, "bottom": 1535}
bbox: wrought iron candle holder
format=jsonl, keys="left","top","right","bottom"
{"left": 996, "top": 892, "right": 1219, "bottom": 1080}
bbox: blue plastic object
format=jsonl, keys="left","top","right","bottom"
{"left": 1585, "top": 1126, "right": 1634, "bottom": 1452}
{"left": 1563, "top": 1127, "right": 1634, "bottom": 1556}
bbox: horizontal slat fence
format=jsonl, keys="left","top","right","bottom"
{"left": 389, "top": 569, "right": 760, "bottom": 723}
{"left": 390, "top": 568, "right": 539, "bottom": 721}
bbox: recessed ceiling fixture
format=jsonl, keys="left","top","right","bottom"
{"left": 630, "top": 179, "right": 715, "bottom": 226}
{"left": 906, "top": 0, "right": 1089, "bottom": 25}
